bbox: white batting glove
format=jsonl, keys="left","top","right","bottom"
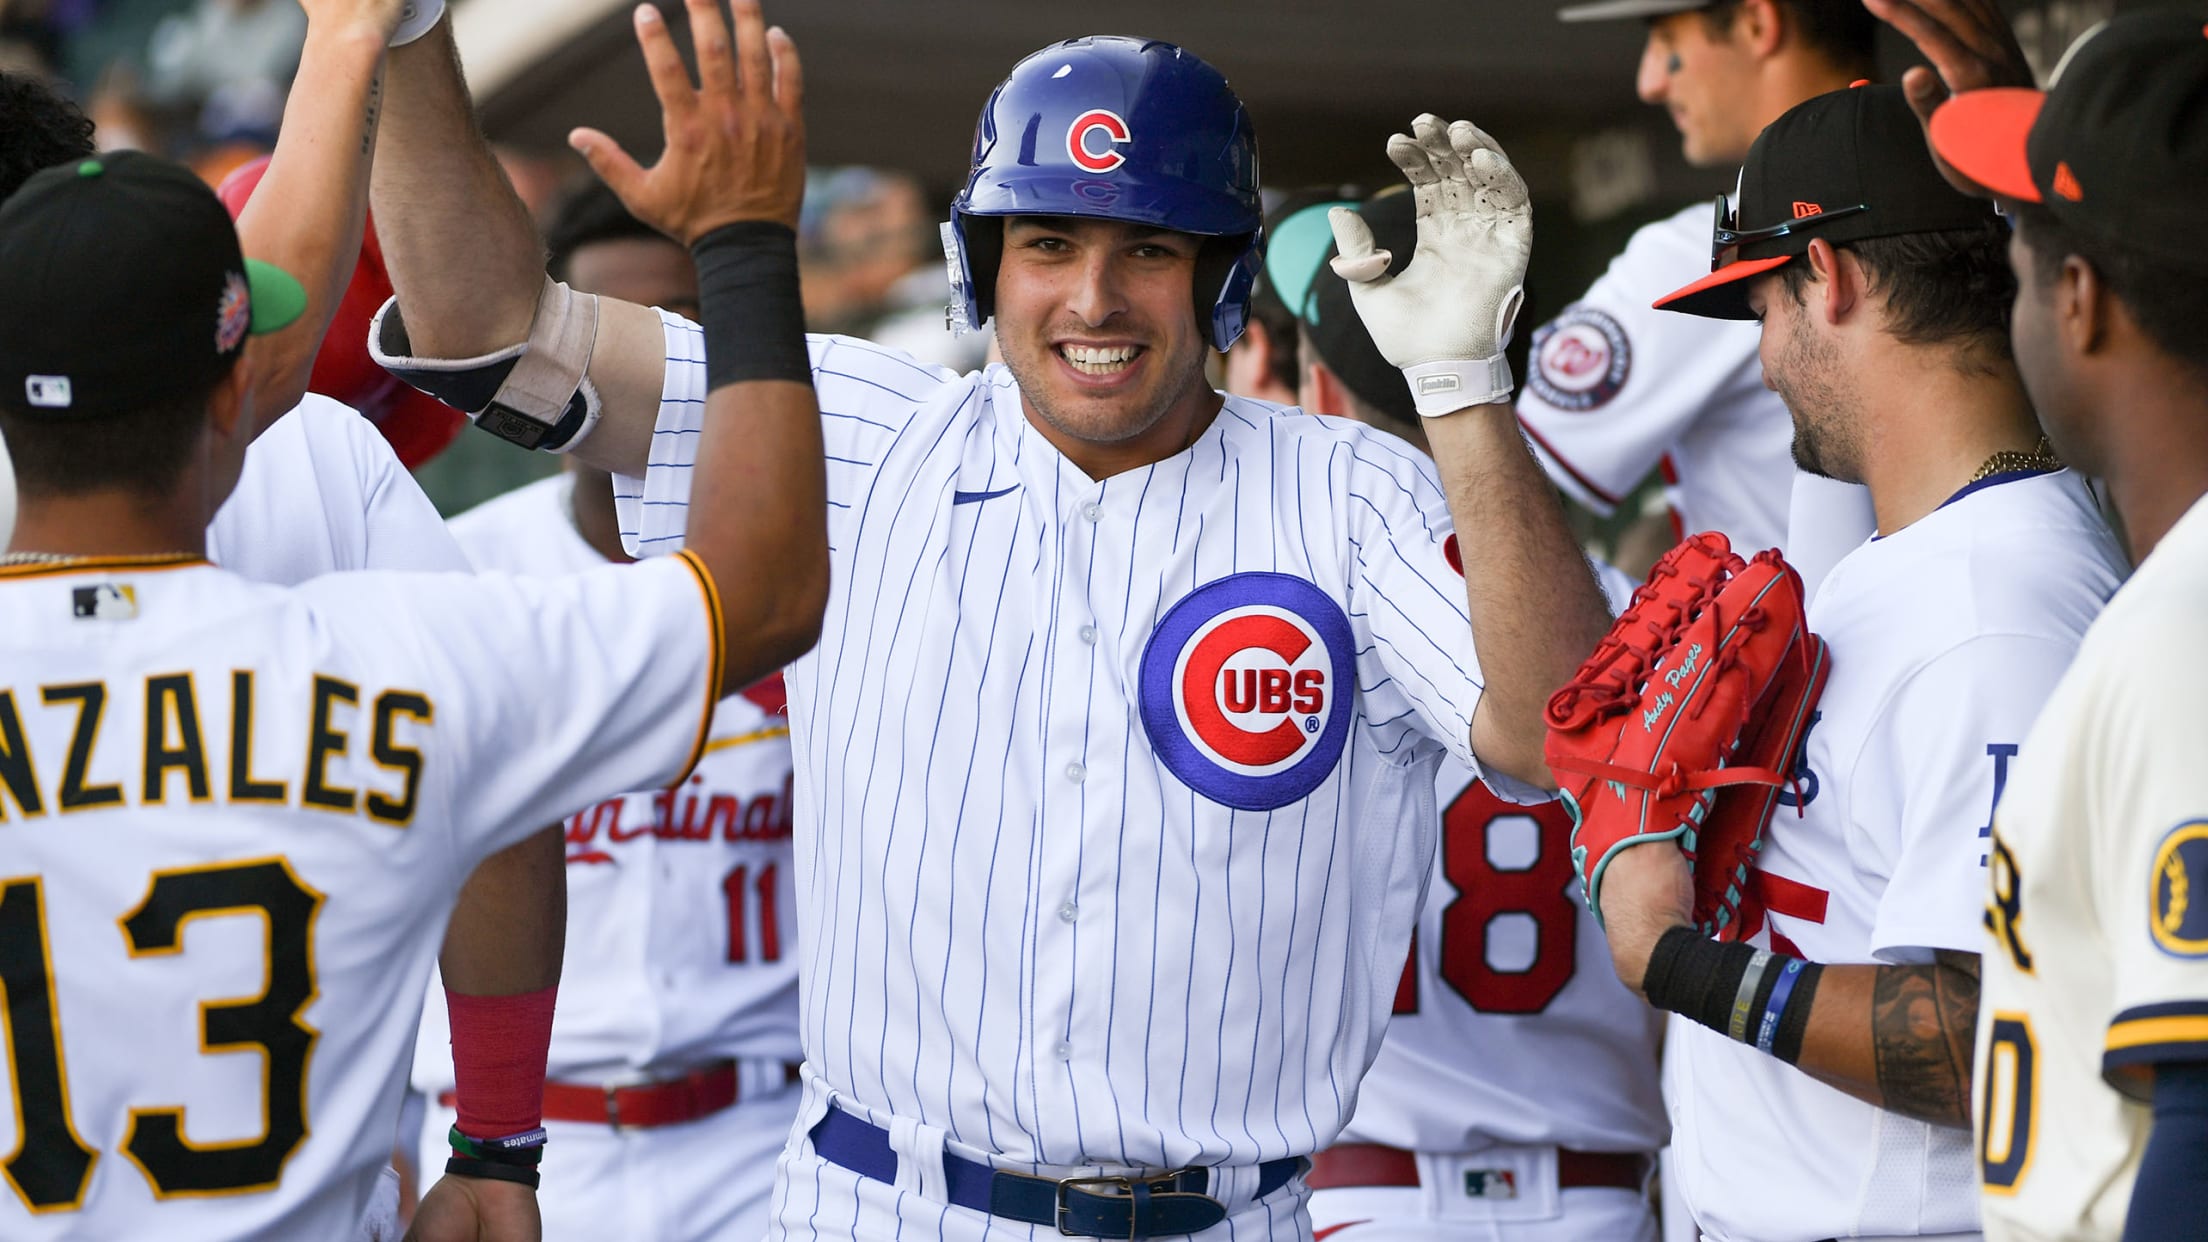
{"left": 1329, "top": 115, "right": 1530, "bottom": 416}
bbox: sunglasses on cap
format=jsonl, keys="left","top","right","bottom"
{"left": 1708, "top": 194, "right": 1869, "bottom": 270}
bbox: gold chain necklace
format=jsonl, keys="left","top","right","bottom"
{"left": 0, "top": 551, "right": 201, "bottom": 568}
{"left": 1969, "top": 435, "right": 2063, "bottom": 484}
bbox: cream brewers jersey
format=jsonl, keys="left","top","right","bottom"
{"left": 1666, "top": 471, "right": 2126, "bottom": 1242}
{"left": 1973, "top": 493, "right": 2208, "bottom": 1241}
{"left": 1340, "top": 763, "right": 1667, "bottom": 1156}
{"left": 0, "top": 551, "right": 721, "bottom": 1239}
{"left": 1516, "top": 202, "right": 1793, "bottom": 553}
{"left": 412, "top": 472, "right": 800, "bottom": 1090}
{"left": 613, "top": 309, "right": 1532, "bottom": 1174}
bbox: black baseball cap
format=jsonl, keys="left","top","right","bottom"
{"left": 1929, "top": 10, "right": 2208, "bottom": 271}
{"left": 1300, "top": 190, "right": 1418, "bottom": 426}
{"left": 0, "top": 151, "right": 306, "bottom": 418}
{"left": 1655, "top": 83, "right": 2001, "bottom": 319}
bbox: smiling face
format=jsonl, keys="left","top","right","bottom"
{"left": 1637, "top": 10, "right": 1764, "bottom": 168}
{"left": 991, "top": 215, "right": 1221, "bottom": 468}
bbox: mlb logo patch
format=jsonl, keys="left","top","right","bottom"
{"left": 1463, "top": 1169, "right": 1517, "bottom": 1199}
{"left": 72, "top": 583, "right": 137, "bottom": 622}
{"left": 25, "top": 375, "right": 72, "bottom": 408}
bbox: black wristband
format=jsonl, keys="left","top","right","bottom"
{"left": 446, "top": 1156, "right": 540, "bottom": 1189}
{"left": 690, "top": 220, "right": 809, "bottom": 390}
{"left": 1770, "top": 959, "right": 1823, "bottom": 1065}
{"left": 1643, "top": 925, "right": 1823, "bottom": 1063}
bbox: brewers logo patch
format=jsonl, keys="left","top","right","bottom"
{"left": 1528, "top": 305, "right": 1631, "bottom": 412}
{"left": 1139, "top": 573, "right": 1354, "bottom": 811}
{"left": 2151, "top": 820, "right": 2208, "bottom": 958}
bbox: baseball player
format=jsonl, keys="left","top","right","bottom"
{"left": 368, "top": 5, "right": 1616, "bottom": 1240}
{"left": 0, "top": 40, "right": 567, "bottom": 1241}
{"left": 1293, "top": 190, "right": 1668, "bottom": 1242}
{"left": 1584, "top": 84, "right": 2128, "bottom": 1242}
{"left": 409, "top": 183, "right": 802, "bottom": 1242}
{"left": 0, "top": 7, "right": 827, "bottom": 1235}
{"left": 1528, "top": 0, "right": 1878, "bottom": 591}
{"left": 1872, "top": 7, "right": 2208, "bottom": 1237}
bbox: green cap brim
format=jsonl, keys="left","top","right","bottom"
{"left": 1265, "top": 201, "right": 1354, "bottom": 323}
{"left": 244, "top": 258, "right": 307, "bottom": 335}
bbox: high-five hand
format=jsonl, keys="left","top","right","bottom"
{"left": 1861, "top": 0, "right": 2033, "bottom": 196}
{"left": 1328, "top": 115, "right": 1530, "bottom": 415}
{"left": 568, "top": 0, "right": 806, "bottom": 245}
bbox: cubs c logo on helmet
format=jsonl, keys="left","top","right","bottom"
{"left": 1139, "top": 573, "right": 1355, "bottom": 811}
{"left": 1067, "top": 109, "right": 1132, "bottom": 173}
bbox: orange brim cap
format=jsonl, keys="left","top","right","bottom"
{"left": 1652, "top": 254, "right": 1793, "bottom": 320}
{"left": 1928, "top": 88, "right": 2046, "bottom": 204}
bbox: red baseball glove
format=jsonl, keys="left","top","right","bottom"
{"left": 1544, "top": 532, "right": 1830, "bottom": 939}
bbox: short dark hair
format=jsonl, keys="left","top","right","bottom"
{"left": 0, "top": 379, "right": 218, "bottom": 499}
{"left": 2010, "top": 203, "right": 2208, "bottom": 380}
{"left": 0, "top": 72, "right": 96, "bottom": 204}
{"left": 1702, "top": 0, "right": 1879, "bottom": 73}
{"left": 543, "top": 180, "right": 668, "bottom": 281}
{"left": 1779, "top": 218, "right": 2016, "bottom": 361}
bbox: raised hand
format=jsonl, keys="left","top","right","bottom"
{"left": 1862, "top": 0, "right": 2035, "bottom": 196}
{"left": 568, "top": 0, "right": 806, "bottom": 245}
{"left": 1329, "top": 115, "right": 1530, "bottom": 373}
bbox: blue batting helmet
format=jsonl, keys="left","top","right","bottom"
{"left": 945, "top": 35, "right": 1264, "bottom": 352}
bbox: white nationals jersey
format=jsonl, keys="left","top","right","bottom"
{"left": 411, "top": 473, "right": 800, "bottom": 1091}
{"left": 1515, "top": 202, "right": 1792, "bottom": 552}
{"left": 614, "top": 310, "right": 1528, "bottom": 1173}
{"left": 208, "top": 394, "right": 468, "bottom": 580}
{"left": 1339, "top": 763, "right": 1667, "bottom": 1155}
{"left": 1974, "top": 493, "right": 2208, "bottom": 1240}
{"left": 1667, "top": 471, "right": 2126, "bottom": 1242}
{"left": 0, "top": 552, "right": 720, "bottom": 1239}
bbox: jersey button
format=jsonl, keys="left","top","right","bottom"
{"left": 1080, "top": 503, "right": 1102, "bottom": 522}
{"left": 1058, "top": 900, "right": 1078, "bottom": 923}
{"left": 1077, "top": 624, "right": 1098, "bottom": 645}
{"left": 1065, "top": 762, "right": 1086, "bottom": 784}
{"left": 1054, "top": 1041, "right": 1074, "bottom": 1061}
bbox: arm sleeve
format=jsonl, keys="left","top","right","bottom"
{"left": 1340, "top": 435, "right": 1544, "bottom": 804}
{"left": 1514, "top": 209, "right": 1764, "bottom": 513}
{"left": 304, "top": 553, "right": 721, "bottom": 863}
{"left": 2121, "top": 1060, "right": 2208, "bottom": 1242}
{"left": 2091, "top": 618, "right": 2208, "bottom": 1089}
{"left": 612, "top": 310, "right": 948, "bottom": 558}
{"left": 1861, "top": 634, "right": 2082, "bottom": 962}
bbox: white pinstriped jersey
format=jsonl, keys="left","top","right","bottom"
{"left": 0, "top": 549, "right": 721, "bottom": 1239}
{"left": 614, "top": 310, "right": 1528, "bottom": 1174}
{"left": 412, "top": 473, "right": 800, "bottom": 1092}
{"left": 1667, "top": 471, "right": 2126, "bottom": 1242}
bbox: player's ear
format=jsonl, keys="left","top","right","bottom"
{"left": 2059, "top": 253, "right": 2109, "bottom": 357}
{"left": 1735, "top": 0, "right": 1785, "bottom": 58}
{"left": 1803, "top": 239, "right": 1855, "bottom": 326}
{"left": 203, "top": 354, "right": 255, "bottom": 444}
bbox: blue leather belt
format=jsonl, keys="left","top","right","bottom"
{"left": 809, "top": 1107, "right": 1303, "bottom": 1238}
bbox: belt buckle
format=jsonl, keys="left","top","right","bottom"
{"left": 1056, "top": 1175, "right": 1134, "bottom": 1238}
{"left": 1055, "top": 1172, "right": 1188, "bottom": 1240}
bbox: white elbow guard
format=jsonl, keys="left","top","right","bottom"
{"left": 369, "top": 277, "right": 604, "bottom": 453}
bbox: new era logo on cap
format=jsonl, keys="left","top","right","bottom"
{"left": 1792, "top": 201, "right": 1823, "bottom": 218}
{"left": 2052, "top": 161, "right": 2084, "bottom": 202}
{"left": 24, "top": 376, "right": 71, "bottom": 409}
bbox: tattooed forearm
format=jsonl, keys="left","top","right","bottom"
{"left": 1870, "top": 950, "right": 1980, "bottom": 1128}
{"left": 362, "top": 73, "right": 383, "bottom": 156}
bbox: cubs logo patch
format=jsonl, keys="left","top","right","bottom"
{"left": 1527, "top": 305, "right": 1630, "bottom": 412}
{"left": 1067, "top": 108, "right": 1131, "bottom": 174}
{"left": 2151, "top": 820, "right": 2208, "bottom": 957}
{"left": 1139, "top": 573, "right": 1355, "bottom": 811}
